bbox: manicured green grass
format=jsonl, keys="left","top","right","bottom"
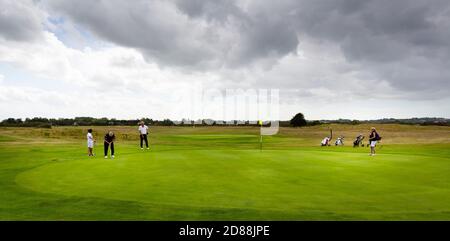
{"left": 0, "top": 126, "right": 450, "bottom": 220}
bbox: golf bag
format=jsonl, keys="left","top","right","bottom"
{"left": 321, "top": 137, "right": 331, "bottom": 146}
{"left": 335, "top": 136, "right": 344, "bottom": 146}
{"left": 321, "top": 129, "right": 333, "bottom": 146}
{"left": 353, "top": 135, "right": 364, "bottom": 147}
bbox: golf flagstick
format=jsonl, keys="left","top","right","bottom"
{"left": 259, "top": 117, "right": 279, "bottom": 151}
{"left": 259, "top": 120, "right": 263, "bottom": 152}
{"left": 260, "top": 135, "right": 263, "bottom": 152}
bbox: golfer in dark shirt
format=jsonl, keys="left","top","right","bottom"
{"left": 104, "top": 131, "right": 115, "bottom": 159}
{"left": 368, "top": 127, "right": 380, "bottom": 156}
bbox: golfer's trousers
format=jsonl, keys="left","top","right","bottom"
{"left": 140, "top": 134, "right": 149, "bottom": 148}
{"left": 104, "top": 142, "right": 114, "bottom": 156}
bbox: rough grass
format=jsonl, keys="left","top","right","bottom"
{"left": 0, "top": 124, "right": 449, "bottom": 220}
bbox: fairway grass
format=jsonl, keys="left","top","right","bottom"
{"left": 1, "top": 125, "right": 450, "bottom": 220}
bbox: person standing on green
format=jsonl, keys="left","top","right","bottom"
{"left": 87, "top": 129, "right": 95, "bottom": 156}
{"left": 368, "top": 127, "right": 381, "bottom": 156}
{"left": 138, "top": 121, "right": 149, "bottom": 150}
{"left": 104, "top": 131, "right": 115, "bottom": 159}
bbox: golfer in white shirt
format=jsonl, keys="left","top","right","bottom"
{"left": 87, "top": 129, "right": 95, "bottom": 156}
{"left": 138, "top": 121, "right": 149, "bottom": 149}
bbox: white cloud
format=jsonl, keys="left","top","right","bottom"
{"left": 0, "top": 30, "right": 229, "bottom": 119}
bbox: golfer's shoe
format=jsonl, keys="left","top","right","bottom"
{"left": 141, "top": 148, "right": 144, "bottom": 150}
{"left": 104, "top": 156, "right": 108, "bottom": 159}
{"left": 146, "top": 147, "right": 149, "bottom": 150}
{"left": 111, "top": 155, "right": 115, "bottom": 158}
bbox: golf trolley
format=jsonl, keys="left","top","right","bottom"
{"left": 335, "top": 136, "right": 344, "bottom": 146}
{"left": 321, "top": 129, "right": 333, "bottom": 146}
{"left": 353, "top": 134, "right": 364, "bottom": 147}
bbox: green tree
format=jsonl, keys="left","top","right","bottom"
{"left": 290, "top": 113, "right": 307, "bottom": 127}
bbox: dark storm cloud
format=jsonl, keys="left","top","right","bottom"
{"left": 174, "top": 0, "right": 298, "bottom": 64}
{"left": 290, "top": 0, "right": 450, "bottom": 92}
{"left": 44, "top": 0, "right": 216, "bottom": 67}
{"left": 174, "top": 0, "right": 239, "bottom": 22}
{"left": 0, "top": 0, "right": 43, "bottom": 41}
{"left": 33, "top": 0, "right": 450, "bottom": 96}
{"left": 294, "top": 0, "right": 450, "bottom": 61}
{"left": 45, "top": 0, "right": 300, "bottom": 68}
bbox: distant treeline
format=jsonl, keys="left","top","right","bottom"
{"left": 0, "top": 117, "right": 263, "bottom": 128}
{"left": 313, "top": 118, "right": 450, "bottom": 126}
{"left": 0, "top": 117, "right": 171, "bottom": 128}
{"left": 0, "top": 117, "right": 449, "bottom": 128}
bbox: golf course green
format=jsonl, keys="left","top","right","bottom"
{"left": 0, "top": 125, "right": 449, "bottom": 220}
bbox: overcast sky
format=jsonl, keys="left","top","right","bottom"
{"left": 0, "top": 0, "right": 449, "bottom": 120}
